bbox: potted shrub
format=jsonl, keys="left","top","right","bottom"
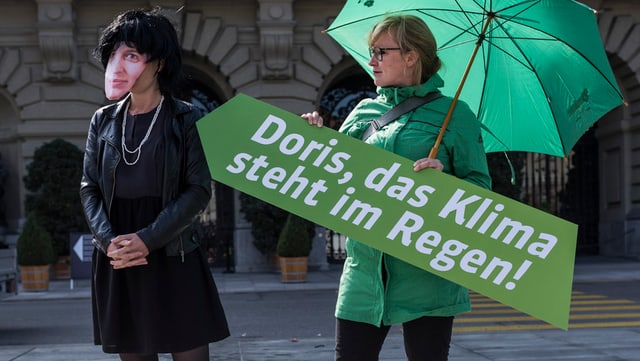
{"left": 23, "top": 138, "right": 88, "bottom": 279}
{"left": 17, "top": 214, "right": 54, "bottom": 291}
{"left": 239, "top": 193, "right": 289, "bottom": 270}
{"left": 276, "top": 213, "right": 315, "bottom": 283}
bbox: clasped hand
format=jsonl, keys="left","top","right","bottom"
{"left": 107, "top": 233, "right": 150, "bottom": 269}
{"left": 300, "top": 111, "right": 444, "bottom": 172}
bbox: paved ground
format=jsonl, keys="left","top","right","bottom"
{"left": 1, "top": 256, "right": 639, "bottom": 360}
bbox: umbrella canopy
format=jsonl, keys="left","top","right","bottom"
{"left": 325, "top": 0, "right": 624, "bottom": 157}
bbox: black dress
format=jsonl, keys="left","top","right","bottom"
{"left": 91, "top": 106, "right": 229, "bottom": 354}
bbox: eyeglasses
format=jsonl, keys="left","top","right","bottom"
{"left": 369, "top": 46, "right": 402, "bottom": 61}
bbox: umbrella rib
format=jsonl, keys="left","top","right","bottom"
{"left": 491, "top": 18, "right": 622, "bottom": 99}
{"left": 430, "top": 1, "right": 539, "bottom": 68}
{"left": 454, "top": 0, "right": 485, "bottom": 34}
{"left": 418, "top": 10, "right": 484, "bottom": 49}
{"left": 492, "top": 10, "right": 574, "bottom": 154}
{"left": 492, "top": 0, "right": 540, "bottom": 15}
{"left": 429, "top": 12, "right": 496, "bottom": 159}
{"left": 482, "top": 38, "right": 534, "bottom": 71}
{"left": 475, "top": 1, "right": 551, "bottom": 151}
{"left": 491, "top": 5, "right": 623, "bottom": 108}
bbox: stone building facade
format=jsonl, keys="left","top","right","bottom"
{"left": 0, "top": 0, "right": 638, "bottom": 272}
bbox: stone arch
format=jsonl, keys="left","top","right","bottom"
{"left": 598, "top": 12, "right": 640, "bottom": 112}
{"left": 294, "top": 22, "right": 375, "bottom": 119}
{"left": 0, "top": 48, "right": 29, "bottom": 232}
{"left": 180, "top": 53, "right": 238, "bottom": 270}
{"left": 315, "top": 58, "right": 375, "bottom": 129}
{"left": 0, "top": 85, "right": 24, "bottom": 232}
{"left": 594, "top": 13, "right": 640, "bottom": 257}
{"left": 316, "top": 59, "right": 366, "bottom": 104}
{"left": 305, "top": 25, "right": 353, "bottom": 104}
{"left": 182, "top": 54, "right": 235, "bottom": 103}
{"left": 180, "top": 13, "right": 255, "bottom": 91}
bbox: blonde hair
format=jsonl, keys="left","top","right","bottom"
{"left": 368, "top": 15, "right": 440, "bottom": 84}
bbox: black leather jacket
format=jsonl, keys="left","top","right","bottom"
{"left": 80, "top": 95, "right": 212, "bottom": 258}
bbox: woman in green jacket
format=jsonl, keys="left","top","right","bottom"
{"left": 303, "top": 15, "right": 491, "bottom": 361}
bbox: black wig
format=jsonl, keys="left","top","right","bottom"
{"left": 94, "top": 8, "right": 183, "bottom": 97}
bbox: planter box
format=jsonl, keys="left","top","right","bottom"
{"left": 20, "top": 265, "right": 50, "bottom": 292}
{"left": 279, "top": 256, "right": 308, "bottom": 283}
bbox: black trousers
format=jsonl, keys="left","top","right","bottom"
{"left": 335, "top": 316, "right": 454, "bottom": 361}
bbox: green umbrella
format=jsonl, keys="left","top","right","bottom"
{"left": 325, "top": 0, "right": 625, "bottom": 157}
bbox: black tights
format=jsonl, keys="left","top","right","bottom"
{"left": 119, "top": 344, "right": 209, "bottom": 361}
{"left": 335, "top": 316, "right": 454, "bottom": 361}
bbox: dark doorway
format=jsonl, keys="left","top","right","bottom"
{"left": 319, "top": 69, "right": 377, "bottom": 131}
{"left": 517, "top": 128, "right": 600, "bottom": 255}
{"left": 180, "top": 74, "right": 236, "bottom": 271}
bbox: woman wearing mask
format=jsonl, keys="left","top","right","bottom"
{"left": 80, "top": 9, "right": 229, "bottom": 361}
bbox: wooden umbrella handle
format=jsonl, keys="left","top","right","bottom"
{"left": 428, "top": 14, "right": 494, "bottom": 159}
{"left": 428, "top": 100, "right": 456, "bottom": 158}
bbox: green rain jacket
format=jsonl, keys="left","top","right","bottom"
{"left": 335, "top": 74, "right": 492, "bottom": 326}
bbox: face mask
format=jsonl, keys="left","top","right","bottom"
{"left": 104, "top": 44, "right": 148, "bottom": 100}
{"left": 104, "top": 72, "right": 133, "bottom": 100}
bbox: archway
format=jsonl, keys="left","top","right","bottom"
{"left": 318, "top": 64, "right": 376, "bottom": 131}
{"left": 592, "top": 12, "right": 640, "bottom": 257}
{"left": 181, "top": 63, "right": 235, "bottom": 271}
{"left": 0, "top": 88, "right": 22, "bottom": 235}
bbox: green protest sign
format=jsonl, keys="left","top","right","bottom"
{"left": 197, "top": 93, "right": 578, "bottom": 330}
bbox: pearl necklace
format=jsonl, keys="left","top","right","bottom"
{"left": 121, "top": 96, "right": 164, "bottom": 166}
